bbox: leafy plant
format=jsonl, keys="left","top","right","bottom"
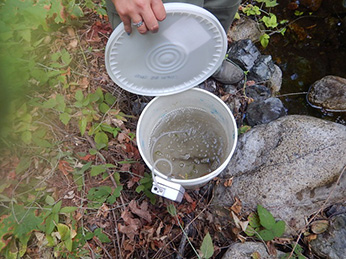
{"left": 136, "top": 172, "right": 157, "bottom": 204}
{"left": 245, "top": 205, "right": 285, "bottom": 241}
{"left": 240, "top": 0, "right": 288, "bottom": 47}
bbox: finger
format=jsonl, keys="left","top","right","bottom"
{"left": 119, "top": 15, "right": 132, "bottom": 35}
{"left": 132, "top": 16, "right": 148, "bottom": 34}
{"left": 151, "top": 0, "right": 166, "bottom": 22}
{"left": 140, "top": 10, "right": 159, "bottom": 33}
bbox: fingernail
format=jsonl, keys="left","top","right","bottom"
{"left": 126, "top": 32, "right": 131, "bottom": 36}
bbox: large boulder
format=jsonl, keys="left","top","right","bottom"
{"left": 212, "top": 115, "right": 346, "bottom": 236}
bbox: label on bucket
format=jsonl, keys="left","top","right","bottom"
{"left": 150, "top": 107, "right": 227, "bottom": 180}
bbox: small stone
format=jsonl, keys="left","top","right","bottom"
{"left": 246, "top": 97, "right": 287, "bottom": 126}
{"left": 249, "top": 55, "right": 276, "bottom": 83}
{"left": 227, "top": 39, "right": 261, "bottom": 71}
{"left": 245, "top": 84, "right": 271, "bottom": 102}
{"left": 268, "top": 64, "right": 283, "bottom": 93}
{"left": 228, "top": 17, "right": 263, "bottom": 43}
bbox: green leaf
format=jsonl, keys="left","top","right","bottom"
{"left": 167, "top": 204, "right": 177, "bottom": 216}
{"left": 245, "top": 225, "right": 257, "bottom": 237}
{"left": 90, "top": 165, "right": 107, "bottom": 177}
{"left": 57, "top": 223, "right": 70, "bottom": 241}
{"left": 105, "top": 93, "right": 116, "bottom": 105}
{"left": 21, "top": 131, "right": 32, "bottom": 144}
{"left": 52, "top": 201, "right": 62, "bottom": 214}
{"left": 273, "top": 220, "right": 285, "bottom": 237}
{"left": 45, "top": 195, "right": 55, "bottom": 206}
{"left": 257, "top": 205, "right": 275, "bottom": 230}
{"left": 99, "top": 102, "right": 110, "bottom": 114}
{"left": 60, "top": 206, "right": 78, "bottom": 214}
{"left": 43, "top": 98, "right": 57, "bottom": 109}
{"left": 94, "top": 131, "right": 108, "bottom": 149}
{"left": 260, "top": 33, "right": 270, "bottom": 48}
{"left": 257, "top": 229, "right": 275, "bottom": 241}
{"left": 61, "top": 49, "right": 72, "bottom": 66}
{"left": 45, "top": 213, "right": 58, "bottom": 234}
{"left": 200, "top": 232, "right": 214, "bottom": 259}
{"left": 59, "top": 113, "right": 71, "bottom": 125}
{"left": 79, "top": 117, "right": 87, "bottom": 136}
{"left": 248, "top": 212, "right": 261, "bottom": 228}
{"left": 55, "top": 94, "right": 66, "bottom": 112}
{"left": 75, "top": 90, "right": 84, "bottom": 101}
{"left": 94, "top": 228, "right": 110, "bottom": 243}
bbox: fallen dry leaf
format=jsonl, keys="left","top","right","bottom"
{"left": 58, "top": 160, "right": 74, "bottom": 175}
{"left": 184, "top": 192, "right": 194, "bottom": 203}
{"left": 231, "top": 196, "right": 242, "bottom": 214}
{"left": 129, "top": 200, "right": 152, "bottom": 223}
{"left": 224, "top": 177, "right": 233, "bottom": 187}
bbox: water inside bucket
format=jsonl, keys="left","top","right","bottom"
{"left": 149, "top": 107, "right": 228, "bottom": 179}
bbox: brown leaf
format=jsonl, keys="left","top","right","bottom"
{"left": 127, "top": 176, "right": 140, "bottom": 188}
{"left": 118, "top": 223, "right": 138, "bottom": 240}
{"left": 58, "top": 160, "right": 74, "bottom": 175}
{"left": 246, "top": 80, "right": 256, "bottom": 86}
{"left": 224, "top": 177, "right": 233, "bottom": 187}
{"left": 119, "top": 209, "right": 142, "bottom": 240}
{"left": 184, "top": 192, "right": 194, "bottom": 203}
{"left": 77, "top": 154, "right": 96, "bottom": 161}
{"left": 129, "top": 200, "right": 152, "bottom": 223}
{"left": 96, "top": 203, "right": 110, "bottom": 218}
{"left": 231, "top": 197, "right": 242, "bottom": 214}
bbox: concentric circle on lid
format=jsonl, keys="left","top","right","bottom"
{"left": 105, "top": 3, "right": 227, "bottom": 96}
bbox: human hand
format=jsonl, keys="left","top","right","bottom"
{"left": 111, "top": 0, "right": 166, "bottom": 34}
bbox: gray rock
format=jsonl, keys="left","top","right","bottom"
{"left": 310, "top": 213, "right": 346, "bottom": 259}
{"left": 228, "top": 39, "right": 261, "bottom": 71}
{"left": 246, "top": 97, "right": 286, "bottom": 126}
{"left": 222, "top": 242, "right": 284, "bottom": 259}
{"left": 213, "top": 60, "right": 244, "bottom": 85}
{"left": 212, "top": 115, "right": 346, "bottom": 236}
{"left": 307, "top": 75, "right": 346, "bottom": 112}
{"left": 268, "top": 64, "right": 283, "bottom": 93}
{"left": 249, "top": 55, "right": 276, "bottom": 83}
{"left": 228, "top": 17, "right": 263, "bottom": 43}
{"left": 245, "top": 84, "right": 271, "bottom": 102}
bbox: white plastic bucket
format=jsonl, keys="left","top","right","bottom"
{"left": 137, "top": 88, "right": 237, "bottom": 189}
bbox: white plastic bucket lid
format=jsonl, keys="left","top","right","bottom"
{"left": 105, "top": 3, "right": 227, "bottom": 96}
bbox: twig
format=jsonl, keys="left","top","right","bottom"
{"left": 112, "top": 209, "right": 123, "bottom": 259}
{"left": 93, "top": 236, "right": 113, "bottom": 259}
{"left": 176, "top": 216, "right": 194, "bottom": 259}
{"left": 288, "top": 165, "right": 346, "bottom": 258}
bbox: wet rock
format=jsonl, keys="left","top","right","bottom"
{"left": 245, "top": 84, "right": 271, "bottom": 102}
{"left": 227, "top": 39, "right": 261, "bottom": 71}
{"left": 307, "top": 75, "right": 346, "bottom": 112}
{"left": 212, "top": 115, "right": 346, "bottom": 236}
{"left": 228, "top": 17, "right": 263, "bottom": 43}
{"left": 222, "top": 242, "right": 284, "bottom": 259}
{"left": 246, "top": 97, "right": 286, "bottom": 126}
{"left": 249, "top": 55, "right": 276, "bottom": 83}
{"left": 310, "top": 213, "right": 346, "bottom": 259}
{"left": 268, "top": 64, "right": 283, "bottom": 93}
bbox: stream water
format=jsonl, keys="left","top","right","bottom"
{"left": 262, "top": 0, "right": 346, "bottom": 124}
